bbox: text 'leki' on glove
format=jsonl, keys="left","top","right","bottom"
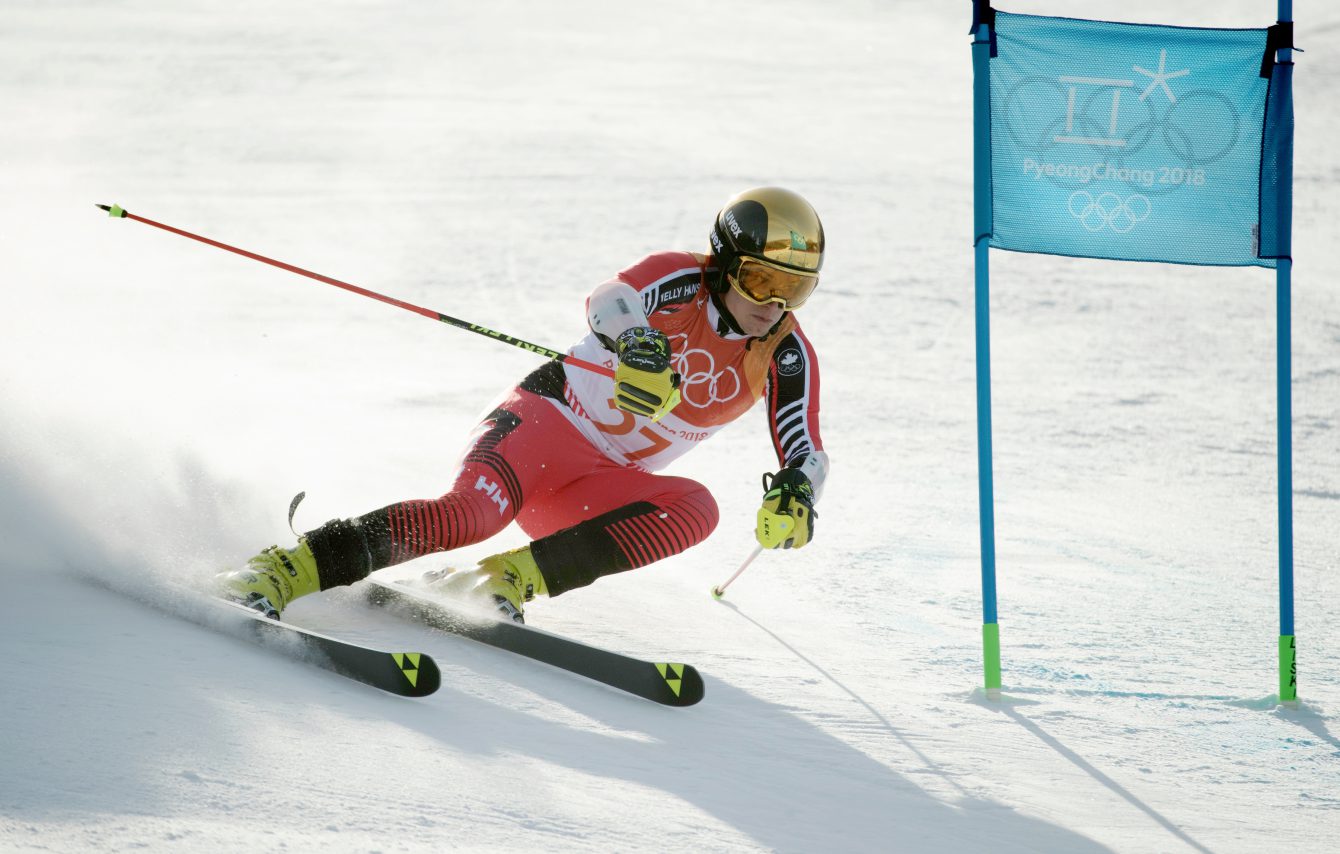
{"left": 756, "top": 467, "right": 817, "bottom": 549}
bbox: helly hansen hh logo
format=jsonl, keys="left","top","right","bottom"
{"left": 474, "top": 476, "right": 510, "bottom": 516}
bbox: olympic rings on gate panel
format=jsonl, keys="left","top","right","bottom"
{"left": 1067, "top": 191, "right": 1152, "bottom": 233}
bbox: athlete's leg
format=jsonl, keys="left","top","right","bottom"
{"left": 306, "top": 390, "right": 598, "bottom": 588}
{"left": 217, "top": 388, "right": 604, "bottom": 617}
{"left": 518, "top": 466, "right": 720, "bottom": 597}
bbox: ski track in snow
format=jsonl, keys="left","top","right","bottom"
{"left": 3, "top": 1, "right": 1339, "bottom": 852}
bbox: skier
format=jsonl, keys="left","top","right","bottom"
{"left": 216, "top": 186, "right": 830, "bottom": 622}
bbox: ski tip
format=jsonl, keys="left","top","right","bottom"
{"left": 655, "top": 662, "right": 705, "bottom": 706}
{"left": 392, "top": 651, "right": 442, "bottom": 697}
{"left": 96, "top": 203, "right": 127, "bottom": 218}
{"left": 683, "top": 668, "right": 705, "bottom": 705}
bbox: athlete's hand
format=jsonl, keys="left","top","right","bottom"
{"left": 614, "top": 327, "right": 681, "bottom": 421}
{"left": 755, "top": 467, "right": 817, "bottom": 549}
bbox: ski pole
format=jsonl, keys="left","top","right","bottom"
{"left": 711, "top": 546, "right": 764, "bottom": 599}
{"left": 96, "top": 203, "right": 615, "bottom": 379}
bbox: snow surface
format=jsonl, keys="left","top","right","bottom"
{"left": 3, "top": 1, "right": 1338, "bottom": 852}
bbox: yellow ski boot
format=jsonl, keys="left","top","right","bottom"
{"left": 215, "top": 540, "right": 322, "bottom": 619}
{"left": 426, "top": 545, "right": 547, "bottom": 623}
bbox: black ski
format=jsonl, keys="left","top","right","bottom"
{"left": 213, "top": 597, "right": 441, "bottom": 697}
{"left": 363, "top": 578, "right": 704, "bottom": 707}
{"left": 84, "top": 575, "right": 441, "bottom": 697}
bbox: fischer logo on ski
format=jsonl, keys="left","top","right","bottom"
{"left": 364, "top": 577, "right": 705, "bottom": 707}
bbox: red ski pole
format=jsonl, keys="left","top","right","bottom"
{"left": 97, "top": 203, "right": 614, "bottom": 379}
{"left": 711, "top": 546, "right": 764, "bottom": 599}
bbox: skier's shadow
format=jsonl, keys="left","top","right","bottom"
{"left": 712, "top": 597, "right": 974, "bottom": 799}
{"left": 384, "top": 609, "right": 1114, "bottom": 853}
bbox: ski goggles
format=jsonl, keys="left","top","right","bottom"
{"left": 726, "top": 256, "right": 820, "bottom": 311}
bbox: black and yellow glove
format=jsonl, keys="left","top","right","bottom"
{"left": 755, "top": 467, "right": 817, "bottom": 549}
{"left": 614, "top": 327, "right": 681, "bottom": 421}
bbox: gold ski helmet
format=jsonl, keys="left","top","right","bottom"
{"left": 708, "top": 187, "right": 824, "bottom": 310}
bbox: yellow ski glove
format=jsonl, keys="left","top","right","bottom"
{"left": 755, "top": 468, "right": 817, "bottom": 549}
{"left": 614, "top": 327, "right": 681, "bottom": 421}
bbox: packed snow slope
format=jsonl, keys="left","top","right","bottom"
{"left": 3, "top": 1, "right": 1338, "bottom": 852}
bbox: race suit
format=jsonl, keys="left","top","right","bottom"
{"left": 307, "top": 251, "right": 827, "bottom": 596}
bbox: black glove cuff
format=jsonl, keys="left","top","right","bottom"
{"left": 764, "top": 467, "right": 813, "bottom": 493}
{"left": 616, "top": 326, "right": 672, "bottom": 358}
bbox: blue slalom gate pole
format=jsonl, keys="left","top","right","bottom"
{"left": 972, "top": 18, "right": 1001, "bottom": 697}
{"left": 1275, "top": 0, "right": 1297, "bottom": 704}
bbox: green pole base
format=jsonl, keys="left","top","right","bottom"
{"left": 1279, "top": 634, "right": 1297, "bottom": 704}
{"left": 983, "top": 622, "right": 1001, "bottom": 698}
